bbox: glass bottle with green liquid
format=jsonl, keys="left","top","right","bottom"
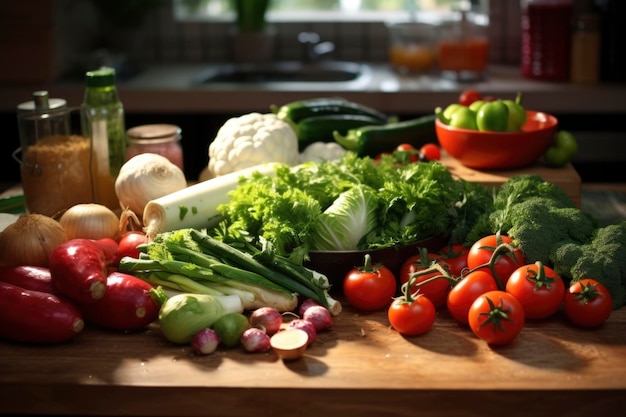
{"left": 81, "top": 67, "right": 126, "bottom": 211}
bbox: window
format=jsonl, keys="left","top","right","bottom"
{"left": 174, "top": 0, "right": 486, "bottom": 23}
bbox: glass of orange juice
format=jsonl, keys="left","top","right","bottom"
{"left": 387, "top": 21, "right": 438, "bottom": 75}
{"left": 437, "top": 10, "right": 489, "bottom": 81}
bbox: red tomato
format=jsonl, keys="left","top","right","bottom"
{"left": 438, "top": 244, "right": 469, "bottom": 277}
{"left": 388, "top": 294, "right": 436, "bottom": 336}
{"left": 468, "top": 290, "right": 525, "bottom": 345}
{"left": 118, "top": 231, "right": 148, "bottom": 259}
{"left": 395, "top": 143, "right": 419, "bottom": 163}
{"left": 458, "top": 89, "right": 483, "bottom": 106}
{"left": 563, "top": 278, "right": 613, "bottom": 328}
{"left": 446, "top": 269, "right": 499, "bottom": 324}
{"left": 420, "top": 143, "right": 441, "bottom": 161}
{"left": 343, "top": 255, "right": 397, "bottom": 311}
{"left": 399, "top": 250, "right": 449, "bottom": 309}
{"left": 506, "top": 262, "right": 565, "bottom": 320}
{"left": 467, "top": 234, "right": 526, "bottom": 287}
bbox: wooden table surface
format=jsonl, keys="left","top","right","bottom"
{"left": 1, "top": 297, "right": 624, "bottom": 417}
{"left": 1, "top": 161, "right": 623, "bottom": 417}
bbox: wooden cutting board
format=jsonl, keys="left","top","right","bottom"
{"left": 440, "top": 151, "right": 582, "bottom": 207}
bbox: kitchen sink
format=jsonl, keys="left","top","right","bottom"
{"left": 191, "top": 61, "right": 372, "bottom": 86}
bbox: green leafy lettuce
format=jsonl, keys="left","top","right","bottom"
{"left": 216, "top": 153, "right": 489, "bottom": 264}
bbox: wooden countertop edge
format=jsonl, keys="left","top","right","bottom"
{"left": 2, "top": 382, "right": 624, "bottom": 417}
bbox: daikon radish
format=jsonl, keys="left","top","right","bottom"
{"left": 142, "top": 163, "right": 279, "bottom": 239}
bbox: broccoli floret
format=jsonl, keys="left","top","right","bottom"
{"left": 493, "top": 174, "right": 576, "bottom": 211}
{"left": 507, "top": 198, "right": 597, "bottom": 265}
{"left": 550, "top": 221, "right": 626, "bottom": 309}
{"left": 465, "top": 174, "right": 577, "bottom": 245}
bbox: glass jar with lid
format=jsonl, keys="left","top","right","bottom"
{"left": 125, "top": 124, "right": 184, "bottom": 171}
{"left": 15, "top": 91, "right": 95, "bottom": 216}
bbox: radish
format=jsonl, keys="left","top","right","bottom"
{"left": 191, "top": 328, "right": 220, "bottom": 355}
{"left": 78, "top": 272, "right": 160, "bottom": 331}
{"left": 303, "top": 305, "right": 333, "bottom": 332}
{"left": 287, "top": 318, "right": 317, "bottom": 345}
{"left": 0, "top": 281, "right": 84, "bottom": 344}
{"left": 0, "top": 265, "right": 58, "bottom": 295}
{"left": 241, "top": 327, "right": 271, "bottom": 353}
{"left": 249, "top": 306, "right": 283, "bottom": 336}
{"left": 298, "top": 298, "right": 321, "bottom": 316}
{"left": 49, "top": 239, "right": 108, "bottom": 304}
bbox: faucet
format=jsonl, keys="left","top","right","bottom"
{"left": 298, "top": 32, "right": 336, "bottom": 62}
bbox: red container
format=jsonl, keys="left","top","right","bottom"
{"left": 521, "top": 0, "right": 573, "bottom": 81}
{"left": 435, "top": 110, "right": 558, "bottom": 170}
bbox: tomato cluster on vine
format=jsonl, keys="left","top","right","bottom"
{"left": 342, "top": 232, "right": 614, "bottom": 346}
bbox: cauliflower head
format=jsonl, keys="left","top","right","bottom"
{"left": 299, "top": 142, "right": 348, "bottom": 164}
{"left": 208, "top": 112, "right": 299, "bottom": 177}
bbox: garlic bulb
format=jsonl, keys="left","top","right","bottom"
{"left": 59, "top": 203, "right": 120, "bottom": 241}
{"left": 0, "top": 213, "right": 68, "bottom": 267}
{"left": 115, "top": 153, "right": 187, "bottom": 216}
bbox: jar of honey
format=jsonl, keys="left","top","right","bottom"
{"left": 125, "top": 124, "right": 184, "bottom": 171}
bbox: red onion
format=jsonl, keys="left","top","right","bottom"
{"left": 241, "top": 327, "right": 271, "bottom": 353}
{"left": 249, "top": 306, "right": 283, "bottom": 336}
{"left": 298, "top": 298, "right": 321, "bottom": 316}
{"left": 303, "top": 305, "right": 333, "bottom": 332}
{"left": 287, "top": 319, "right": 317, "bottom": 345}
{"left": 191, "top": 328, "right": 220, "bottom": 355}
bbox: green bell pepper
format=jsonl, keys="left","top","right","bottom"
{"left": 503, "top": 93, "right": 526, "bottom": 132}
{"left": 543, "top": 130, "right": 578, "bottom": 167}
{"left": 476, "top": 100, "right": 509, "bottom": 132}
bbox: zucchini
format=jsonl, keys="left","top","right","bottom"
{"left": 296, "top": 113, "right": 386, "bottom": 151}
{"left": 333, "top": 114, "right": 437, "bottom": 157}
{"left": 273, "top": 97, "right": 388, "bottom": 125}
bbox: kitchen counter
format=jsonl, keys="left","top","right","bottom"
{"left": 0, "top": 299, "right": 624, "bottom": 417}
{"left": 2, "top": 64, "right": 626, "bottom": 115}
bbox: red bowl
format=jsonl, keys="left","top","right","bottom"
{"left": 435, "top": 110, "right": 558, "bottom": 170}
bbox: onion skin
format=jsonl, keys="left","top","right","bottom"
{"left": 78, "top": 272, "right": 159, "bottom": 331}
{"left": 0, "top": 266, "right": 58, "bottom": 295}
{"left": 49, "top": 239, "right": 108, "bottom": 305}
{"left": 0, "top": 213, "right": 67, "bottom": 268}
{"left": 59, "top": 204, "right": 120, "bottom": 241}
{"left": 0, "top": 281, "right": 84, "bottom": 344}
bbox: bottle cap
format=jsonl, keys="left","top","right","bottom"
{"left": 85, "top": 67, "right": 116, "bottom": 87}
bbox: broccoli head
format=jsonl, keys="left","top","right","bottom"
{"left": 550, "top": 221, "right": 626, "bottom": 309}
{"left": 507, "top": 198, "right": 597, "bottom": 266}
{"left": 464, "top": 174, "right": 578, "bottom": 245}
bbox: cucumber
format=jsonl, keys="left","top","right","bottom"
{"left": 274, "top": 98, "right": 388, "bottom": 125}
{"left": 296, "top": 114, "right": 386, "bottom": 151}
{"left": 333, "top": 114, "right": 437, "bottom": 157}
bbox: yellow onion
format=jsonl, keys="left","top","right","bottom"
{"left": 0, "top": 213, "right": 68, "bottom": 267}
{"left": 59, "top": 203, "right": 121, "bottom": 241}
